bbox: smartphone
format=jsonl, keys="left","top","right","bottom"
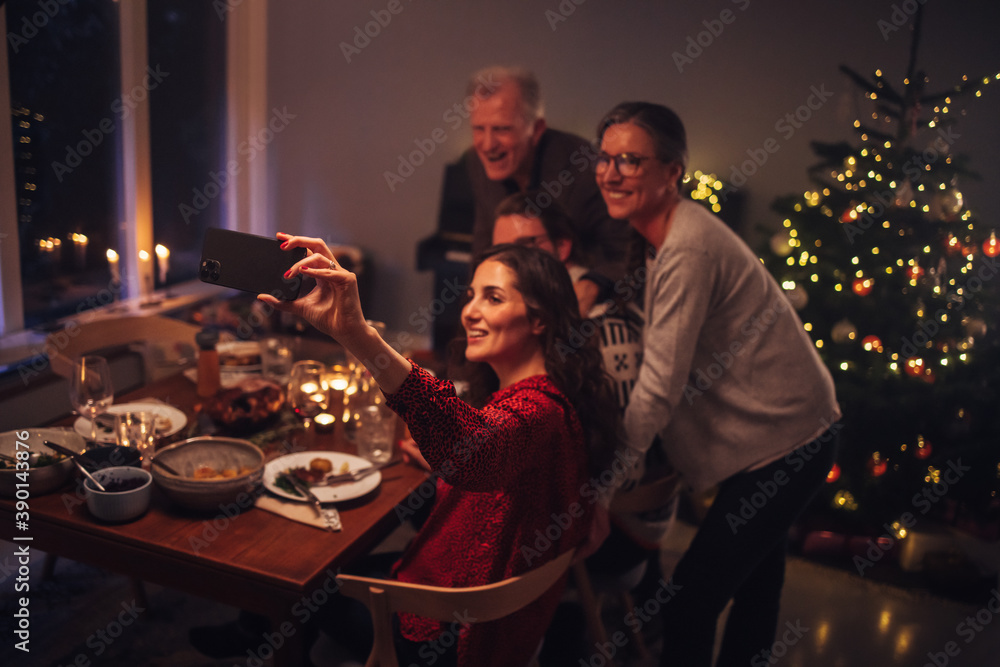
{"left": 199, "top": 228, "right": 308, "bottom": 300}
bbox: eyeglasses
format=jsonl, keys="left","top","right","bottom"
{"left": 510, "top": 233, "right": 551, "bottom": 248}
{"left": 595, "top": 152, "right": 655, "bottom": 177}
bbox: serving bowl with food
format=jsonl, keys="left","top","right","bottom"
{"left": 0, "top": 428, "right": 84, "bottom": 497}
{"left": 200, "top": 376, "right": 286, "bottom": 435}
{"left": 84, "top": 466, "right": 153, "bottom": 522}
{"left": 150, "top": 436, "right": 264, "bottom": 511}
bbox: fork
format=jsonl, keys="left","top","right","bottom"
{"left": 287, "top": 475, "right": 342, "bottom": 532}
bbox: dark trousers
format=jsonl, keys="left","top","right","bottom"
{"left": 659, "top": 427, "right": 838, "bottom": 666}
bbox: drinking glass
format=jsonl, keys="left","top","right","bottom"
{"left": 70, "top": 355, "right": 114, "bottom": 442}
{"left": 115, "top": 411, "right": 155, "bottom": 470}
{"left": 325, "top": 363, "right": 352, "bottom": 424}
{"left": 355, "top": 404, "right": 395, "bottom": 463}
{"left": 261, "top": 336, "right": 293, "bottom": 383}
{"left": 288, "top": 360, "right": 328, "bottom": 430}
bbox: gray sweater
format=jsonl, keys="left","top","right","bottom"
{"left": 624, "top": 200, "right": 841, "bottom": 494}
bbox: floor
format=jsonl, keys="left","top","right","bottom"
{"left": 1, "top": 520, "right": 998, "bottom": 667}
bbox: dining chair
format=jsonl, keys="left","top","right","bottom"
{"left": 45, "top": 315, "right": 203, "bottom": 385}
{"left": 335, "top": 547, "right": 576, "bottom": 667}
{"left": 573, "top": 473, "right": 682, "bottom": 665}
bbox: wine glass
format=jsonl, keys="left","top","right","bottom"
{"left": 288, "top": 360, "right": 328, "bottom": 431}
{"left": 70, "top": 355, "right": 114, "bottom": 442}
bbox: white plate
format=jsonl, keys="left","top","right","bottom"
{"left": 217, "top": 341, "right": 262, "bottom": 372}
{"left": 74, "top": 402, "right": 188, "bottom": 444}
{"left": 263, "top": 451, "right": 381, "bottom": 503}
{"left": 182, "top": 367, "right": 257, "bottom": 388}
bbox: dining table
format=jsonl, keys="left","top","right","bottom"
{"left": 0, "top": 368, "right": 431, "bottom": 667}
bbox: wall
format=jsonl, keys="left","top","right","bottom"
{"left": 265, "top": 0, "right": 1000, "bottom": 335}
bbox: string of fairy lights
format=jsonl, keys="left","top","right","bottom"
{"left": 764, "top": 69, "right": 1000, "bottom": 513}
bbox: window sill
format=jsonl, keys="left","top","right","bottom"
{"left": 0, "top": 280, "right": 237, "bottom": 374}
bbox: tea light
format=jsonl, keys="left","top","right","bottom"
{"left": 314, "top": 413, "right": 336, "bottom": 431}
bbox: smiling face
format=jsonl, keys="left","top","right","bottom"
{"left": 596, "top": 122, "right": 683, "bottom": 225}
{"left": 471, "top": 84, "right": 545, "bottom": 188}
{"left": 461, "top": 258, "right": 545, "bottom": 386}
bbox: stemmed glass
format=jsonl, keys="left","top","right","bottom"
{"left": 69, "top": 355, "right": 114, "bottom": 442}
{"left": 288, "top": 360, "right": 329, "bottom": 431}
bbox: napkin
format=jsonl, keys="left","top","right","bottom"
{"left": 255, "top": 492, "right": 333, "bottom": 531}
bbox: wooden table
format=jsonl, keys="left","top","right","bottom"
{"left": 0, "top": 372, "right": 429, "bottom": 666}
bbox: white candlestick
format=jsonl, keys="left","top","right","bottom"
{"left": 106, "top": 249, "right": 120, "bottom": 284}
{"left": 155, "top": 244, "right": 170, "bottom": 284}
{"left": 72, "top": 233, "right": 88, "bottom": 269}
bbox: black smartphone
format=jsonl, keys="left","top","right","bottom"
{"left": 199, "top": 228, "right": 308, "bottom": 300}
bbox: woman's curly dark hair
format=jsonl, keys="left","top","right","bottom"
{"left": 448, "top": 244, "right": 620, "bottom": 475}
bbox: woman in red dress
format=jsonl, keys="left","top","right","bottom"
{"left": 260, "top": 239, "right": 619, "bottom": 666}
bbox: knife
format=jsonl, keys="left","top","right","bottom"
{"left": 286, "top": 474, "right": 341, "bottom": 532}
{"left": 318, "top": 459, "right": 401, "bottom": 486}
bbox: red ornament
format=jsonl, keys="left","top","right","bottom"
{"left": 826, "top": 463, "right": 841, "bottom": 483}
{"left": 914, "top": 436, "right": 933, "bottom": 460}
{"left": 984, "top": 232, "right": 999, "bottom": 258}
{"left": 840, "top": 206, "right": 860, "bottom": 224}
{"left": 867, "top": 453, "right": 888, "bottom": 477}
{"left": 904, "top": 357, "right": 925, "bottom": 377}
{"left": 861, "top": 335, "right": 883, "bottom": 352}
{"left": 852, "top": 277, "right": 874, "bottom": 296}
{"left": 904, "top": 357, "right": 936, "bottom": 383}
{"left": 945, "top": 234, "right": 963, "bottom": 255}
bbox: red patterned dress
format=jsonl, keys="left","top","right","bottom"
{"left": 384, "top": 363, "right": 592, "bottom": 666}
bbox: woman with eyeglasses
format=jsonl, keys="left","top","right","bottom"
{"left": 260, "top": 240, "right": 619, "bottom": 666}
{"left": 594, "top": 102, "right": 842, "bottom": 666}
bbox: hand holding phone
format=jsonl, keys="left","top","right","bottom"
{"left": 199, "top": 228, "right": 308, "bottom": 300}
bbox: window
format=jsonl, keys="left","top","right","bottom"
{"left": 2, "top": 0, "right": 259, "bottom": 337}
{"left": 7, "top": 0, "right": 122, "bottom": 328}
{"left": 148, "top": 0, "right": 226, "bottom": 288}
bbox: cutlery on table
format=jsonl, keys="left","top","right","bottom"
{"left": 43, "top": 440, "right": 107, "bottom": 492}
{"left": 286, "top": 475, "right": 342, "bottom": 532}
{"left": 149, "top": 456, "right": 182, "bottom": 476}
{"left": 318, "top": 459, "right": 400, "bottom": 487}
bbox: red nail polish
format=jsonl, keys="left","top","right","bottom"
{"left": 280, "top": 242, "right": 288, "bottom": 249}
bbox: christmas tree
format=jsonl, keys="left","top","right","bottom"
{"left": 758, "top": 13, "right": 1000, "bottom": 542}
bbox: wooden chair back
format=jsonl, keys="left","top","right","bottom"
{"left": 574, "top": 472, "right": 683, "bottom": 665}
{"left": 335, "top": 548, "right": 575, "bottom": 667}
{"left": 610, "top": 472, "right": 682, "bottom": 513}
{"left": 45, "top": 315, "right": 201, "bottom": 383}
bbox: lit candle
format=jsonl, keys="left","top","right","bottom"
{"left": 106, "top": 249, "right": 120, "bottom": 284}
{"left": 72, "top": 233, "right": 88, "bottom": 269}
{"left": 139, "top": 249, "right": 152, "bottom": 296}
{"left": 155, "top": 244, "right": 170, "bottom": 284}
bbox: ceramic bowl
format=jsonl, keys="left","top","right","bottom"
{"left": 0, "top": 428, "right": 84, "bottom": 498}
{"left": 84, "top": 466, "right": 153, "bottom": 522}
{"left": 150, "top": 436, "right": 264, "bottom": 512}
